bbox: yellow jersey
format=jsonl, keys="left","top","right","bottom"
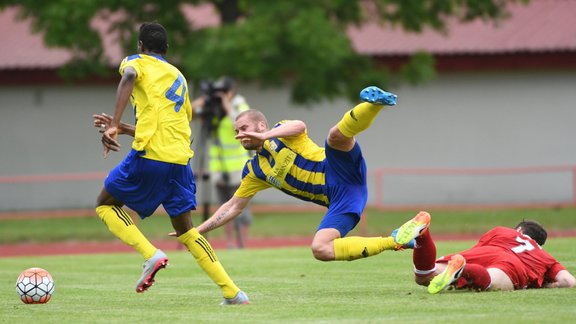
{"left": 234, "top": 121, "right": 329, "bottom": 206}
{"left": 119, "top": 53, "right": 193, "bottom": 165}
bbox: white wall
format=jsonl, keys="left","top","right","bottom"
{"left": 243, "top": 71, "right": 576, "bottom": 206}
{"left": 1, "top": 70, "right": 575, "bottom": 211}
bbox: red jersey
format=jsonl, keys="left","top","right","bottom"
{"left": 438, "top": 226, "right": 565, "bottom": 289}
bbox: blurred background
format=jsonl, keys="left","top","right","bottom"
{"left": 0, "top": 0, "right": 575, "bottom": 216}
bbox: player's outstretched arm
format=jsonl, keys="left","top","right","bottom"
{"left": 197, "top": 196, "right": 252, "bottom": 235}
{"left": 543, "top": 270, "right": 576, "bottom": 288}
{"left": 236, "top": 120, "right": 306, "bottom": 142}
{"left": 263, "top": 120, "right": 306, "bottom": 139}
{"left": 167, "top": 196, "right": 252, "bottom": 237}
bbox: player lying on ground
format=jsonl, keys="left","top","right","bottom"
{"left": 394, "top": 212, "right": 575, "bottom": 293}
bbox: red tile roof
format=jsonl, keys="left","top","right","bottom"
{"left": 1, "top": 7, "right": 72, "bottom": 69}
{"left": 0, "top": 4, "right": 219, "bottom": 70}
{"left": 348, "top": 0, "right": 576, "bottom": 55}
{"left": 1, "top": 0, "right": 575, "bottom": 70}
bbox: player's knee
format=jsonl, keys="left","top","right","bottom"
{"left": 327, "top": 126, "right": 348, "bottom": 144}
{"left": 95, "top": 195, "right": 107, "bottom": 208}
{"left": 327, "top": 126, "right": 355, "bottom": 151}
{"left": 170, "top": 213, "right": 193, "bottom": 236}
{"left": 310, "top": 242, "right": 333, "bottom": 261}
{"left": 96, "top": 188, "right": 120, "bottom": 207}
{"left": 415, "top": 275, "right": 432, "bottom": 287}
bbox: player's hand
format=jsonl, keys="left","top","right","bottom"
{"left": 93, "top": 113, "right": 112, "bottom": 134}
{"left": 235, "top": 131, "right": 266, "bottom": 141}
{"left": 94, "top": 113, "right": 131, "bottom": 135}
{"left": 102, "top": 126, "right": 120, "bottom": 158}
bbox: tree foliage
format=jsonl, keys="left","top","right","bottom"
{"left": 0, "top": 0, "right": 527, "bottom": 104}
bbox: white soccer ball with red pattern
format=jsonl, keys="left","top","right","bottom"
{"left": 16, "top": 267, "right": 55, "bottom": 304}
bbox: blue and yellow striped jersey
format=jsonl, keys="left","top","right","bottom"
{"left": 234, "top": 121, "right": 329, "bottom": 206}
{"left": 119, "top": 53, "right": 193, "bottom": 165}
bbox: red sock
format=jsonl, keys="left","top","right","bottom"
{"left": 459, "top": 264, "right": 491, "bottom": 291}
{"left": 413, "top": 230, "right": 436, "bottom": 275}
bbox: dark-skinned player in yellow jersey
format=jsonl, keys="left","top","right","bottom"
{"left": 94, "top": 22, "right": 248, "bottom": 305}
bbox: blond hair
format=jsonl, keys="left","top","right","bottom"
{"left": 236, "top": 109, "right": 269, "bottom": 128}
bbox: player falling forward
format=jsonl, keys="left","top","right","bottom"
{"left": 188, "top": 86, "right": 420, "bottom": 262}
{"left": 94, "top": 22, "right": 248, "bottom": 304}
{"left": 394, "top": 213, "right": 575, "bottom": 293}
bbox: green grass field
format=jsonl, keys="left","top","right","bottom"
{"left": 1, "top": 207, "right": 575, "bottom": 323}
{"left": 1, "top": 207, "right": 575, "bottom": 244}
{"left": 1, "top": 239, "right": 575, "bottom": 323}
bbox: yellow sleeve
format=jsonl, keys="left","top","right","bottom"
{"left": 119, "top": 55, "right": 142, "bottom": 80}
{"left": 234, "top": 164, "right": 271, "bottom": 198}
{"left": 277, "top": 126, "right": 308, "bottom": 151}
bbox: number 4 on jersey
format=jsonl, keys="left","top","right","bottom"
{"left": 165, "top": 74, "right": 187, "bottom": 112}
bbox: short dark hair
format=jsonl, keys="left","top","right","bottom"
{"left": 515, "top": 220, "right": 547, "bottom": 246}
{"left": 139, "top": 22, "right": 168, "bottom": 54}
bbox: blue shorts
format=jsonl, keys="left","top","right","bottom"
{"left": 105, "top": 149, "right": 197, "bottom": 219}
{"left": 317, "top": 141, "right": 368, "bottom": 237}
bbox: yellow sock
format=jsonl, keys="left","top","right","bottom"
{"left": 95, "top": 205, "right": 157, "bottom": 260}
{"left": 333, "top": 236, "right": 397, "bottom": 261}
{"left": 337, "top": 102, "right": 384, "bottom": 138}
{"left": 178, "top": 228, "right": 240, "bottom": 298}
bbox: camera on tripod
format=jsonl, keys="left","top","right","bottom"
{"left": 197, "top": 77, "right": 235, "bottom": 121}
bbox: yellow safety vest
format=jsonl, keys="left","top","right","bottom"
{"left": 209, "top": 101, "right": 251, "bottom": 173}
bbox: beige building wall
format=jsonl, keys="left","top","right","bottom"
{"left": 1, "top": 71, "right": 575, "bottom": 211}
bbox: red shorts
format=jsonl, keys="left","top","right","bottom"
{"left": 437, "top": 246, "right": 528, "bottom": 289}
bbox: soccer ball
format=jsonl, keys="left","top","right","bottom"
{"left": 15, "top": 267, "right": 55, "bottom": 304}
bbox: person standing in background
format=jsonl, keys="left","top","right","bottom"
{"left": 192, "top": 76, "right": 253, "bottom": 249}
